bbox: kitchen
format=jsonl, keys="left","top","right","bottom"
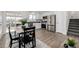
{"left": 27, "top": 14, "right": 56, "bottom": 32}
{"left": 4, "top": 11, "right": 56, "bottom": 34}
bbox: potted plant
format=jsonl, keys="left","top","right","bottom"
{"left": 19, "top": 19, "right": 27, "bottom": 29}
{"left": 64, "top": 38, "right": 76, "bottom": 48}
{"left": 67, "top": 38, "right": 76, "bottom": 48}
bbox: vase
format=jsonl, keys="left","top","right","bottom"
{"left": 64, "top": 44, "right": 76, "bottom": 48}
{"left": 68, "top": 45, "right": 76, "bottom": 48}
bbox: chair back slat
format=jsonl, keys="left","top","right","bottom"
{"left": 8, "top": 25, "right": 13, "bottom": 40}
{"left": 24, "top": 26, "right": 35, "bottom": 38}
{"left": 19, "top": 26, "right": 35, "bottom": 43}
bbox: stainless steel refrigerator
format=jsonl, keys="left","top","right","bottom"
{"left": 46, "top": 15, "right": 56, "bottom": 32}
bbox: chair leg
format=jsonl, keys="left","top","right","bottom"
{"left": 24, "top": 43, "right": 25, "bottom": 48}
{"left": 32, "top": 39, "right": 36, "bottom": 48}
{"left": 19, "top": 40, "right": 21, "bottom": 48}
{"left": 9, "top": 40, "right": 12, "bottom": 48}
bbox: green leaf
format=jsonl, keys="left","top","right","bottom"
{"left": 67, "top": 38, "right": 76, "bottom": 47}
{"left": 19, "top": 19, "right": 27, "bottom": 25}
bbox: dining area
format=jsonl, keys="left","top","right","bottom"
{"left": 0, "top": 11, "right": 50, "bottom": 48}
{"left": 8, "top": 24, "right": 36, "bottom": 48}
{"left": 0, "top": 11, "right": 73, "bottom": 48}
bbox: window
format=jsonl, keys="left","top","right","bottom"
{"left": 6, "top": 16, "right": 23, "bottom": 33}
{"left": 29, "top": 14, "right": 36, "bottom": 21}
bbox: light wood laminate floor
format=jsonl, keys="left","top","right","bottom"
{"left": 1, "top": 28, "right": 79, "bottom": 48}
{"left": 36, "top": 29, "right": 68, "bottom": 48}
{"left": 36, "top": 29, "right": 79, "bottom": 48}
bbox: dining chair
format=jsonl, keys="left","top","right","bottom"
{"left": 8, "top": 26, "right": 19, "bottom": 48}
{"left": 19, "top": 26, "right": 36, "bottom": 48}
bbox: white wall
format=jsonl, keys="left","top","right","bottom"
{"left": 2, "top": 12, "right": 6, "bottom": 34}
{"left": 0, "top": 11, "right": 6, "bottom": 48}
{"left": 66, "top": 11, "right": 72, "bottom": 33}
{"left": 70, "top": 11, "right": 79, "bottom": 19}
{"left": 41, "top": 11, "right": 56, "bottom": 16}
{"left": 41, "top": 11, "right": 69, "bottom": 35}
{"left": 56, "top": 11, "right": 68, "bottom": 35}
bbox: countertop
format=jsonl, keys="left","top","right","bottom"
{"left": 27, "top": 21, "right": 47, "bottom": 23}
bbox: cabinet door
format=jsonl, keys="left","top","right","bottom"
{"left": 36, "top": 23, "right": 41, "bottom": 29}
{"left": 33, "top": 23, "right": 41, "bottom": 29}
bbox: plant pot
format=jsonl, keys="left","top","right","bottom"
{"left": 22, "top": 25, "right": 25, "bottom": 29}
{"left": 64, "top": 44, "right": 76, "bottom": 48}
{"left": 68, "top": 45, "right": 76, "bottom": 48}
{"left": 64, "top": 44, "right": 68, "bottom": 48}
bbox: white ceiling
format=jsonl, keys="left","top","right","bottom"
{"left": 2, "top": 11, "right": 79, "bottom": 18}
{"left": 0, "top": 11, "right": 49, "bottom": 17}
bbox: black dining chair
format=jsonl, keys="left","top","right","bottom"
{"left": 19, "top": 27, "right": 36, "bottom": 48}
{"left": 8, "top": 26, "right": 19, "bottom": 48}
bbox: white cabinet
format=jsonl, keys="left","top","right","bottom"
{"left": 33, "top": 23, "right": 41, "bottom": 29}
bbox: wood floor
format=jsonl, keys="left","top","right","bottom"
{"left": 0, "top": 28, "right": 79, "bottom": 48}
{"left": 36, "top": 29, "right": 79, "bottom": 48}
{"left": 36, "top": 29, "right": 68, "bottom": 48}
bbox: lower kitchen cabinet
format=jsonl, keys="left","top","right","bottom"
{"left": 33, "top": 23, "right": 41, "bottom": 29}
